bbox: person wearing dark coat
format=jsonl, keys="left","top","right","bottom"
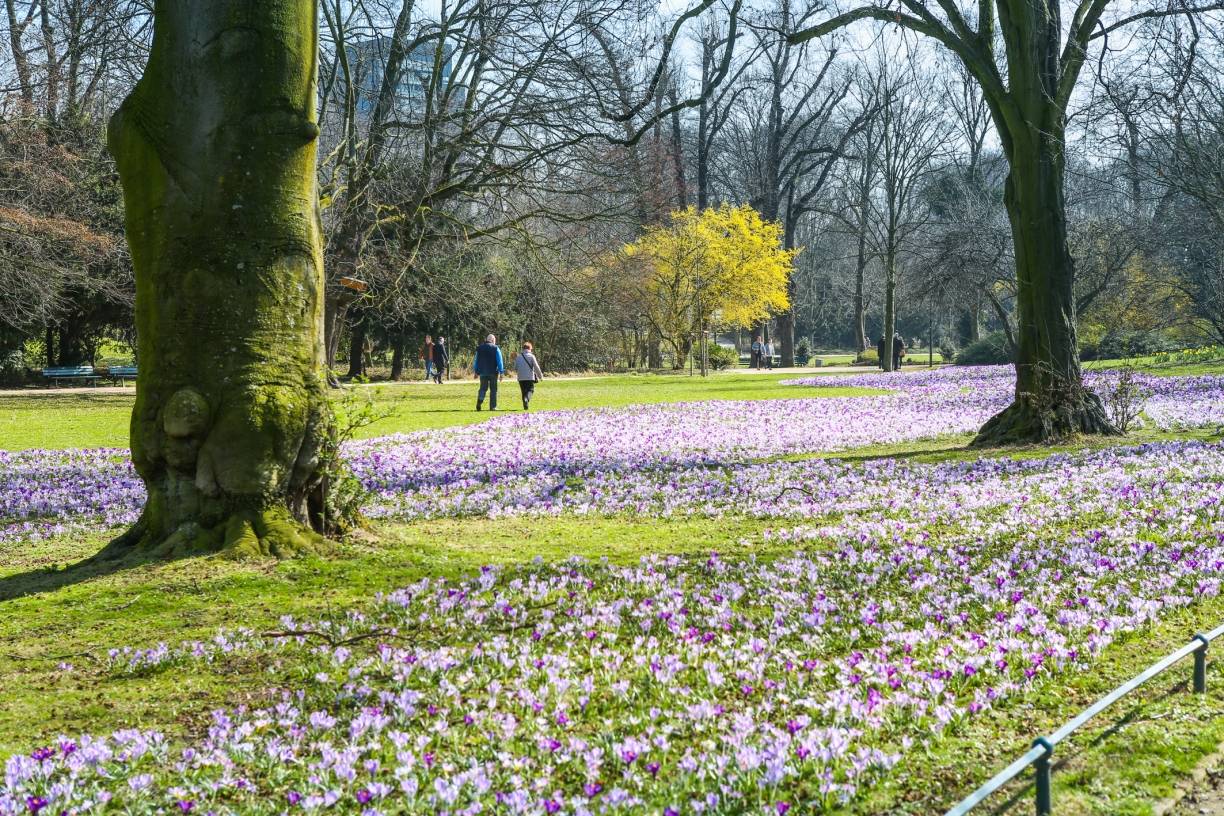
{"left": 877, "top": 336, "right": 887, "bottom": 371}
{"left": 893, "top": 333, "right": 906, "bottom": 371}
{"left": 431, "top": 336, "right": 449, "bottom": 384}
{"left": 473, "top": 334, "right": 504, "bottom": 411}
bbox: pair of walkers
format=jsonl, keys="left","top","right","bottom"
{"left": 474, "top": 334, "right": 543, "bottom": 412}
{"left": 750, "top": 336, "right": 774, "bottom": 370}
{"left": 876, "top": 333, "right": 906, "bottom": 371}
{"left": 420, "top": 335, "right": 449, "bottom": 384}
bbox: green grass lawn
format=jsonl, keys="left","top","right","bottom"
{"left": 5, "top": 511, "right": 1224, "bottom": 814}
{"left": 5, "top": 361, "right": 1224, "bottom": 812}
{"left": 1083, "top": 351, "right": 1224, "bottom": 377}
{"left": 0, "top": 371, "right": 881, "bottom": 451}
{"left": 4, "top": 355, "right": 1216, "bottom": 451}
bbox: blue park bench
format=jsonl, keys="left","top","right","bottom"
{"left": 103, "top": 365, "right": 138, "bottom": 385}
{"left": 40, "top": 365, "right": 138, "bottom": 386}
{"left": 41, "top": 366, "right": 100, "bottom": 386}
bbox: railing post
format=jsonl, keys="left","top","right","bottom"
{"left": 1194, "top": 634, "right": 1210, "bottom": 694}
{"left": 1033, "top": 737, "right": 1054, "bottom": 816}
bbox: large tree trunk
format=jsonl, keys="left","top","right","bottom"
{"left": 853, "top": 222, "right": 869, "bottom": 352}
{"left": 675, "top": 335, "right": 692, "bottom": 370}
{"left": 57, "top": 323, "right": 91, "bottom": 366}
{"left": 647, "top": 331, "right": 662, "bottom": 369}
{"left": 776, "top": 312, "right": 795, "bottom": 368}
{"left": 853, "top": 289, "right": 868, "bottom": 353}
{"left": 324, "top": 234, "right": 363, "bottom": 377}
{"left": 324, "top": 293, "right": 345, "bottom": 373}
{"left": 974, "top": 135, "right": 1115, "bottom": 445}
{"left": 667, "top": 88, "right": 688, "bottom": 208}
{"left": 778, "top": 233, "right": 796, "bottom": 368}
{"left": 775, "top": 215, "right": 797, "bottom": 367}
{"left": 105, "top": 0, "right": 331, "bottom": 559}
{"left": 696, "top": 142, "right": 710, "bottom": 210}
{"left": 346, "top": 311, "right": 368, "bottom": 379}
{"left": 881, "top": 251, "right": 896, "bottom": 372}
{"left": 389, "top": 331, "right": 406, "bottom": 381}
{"left": 960, "top": 302, "right": 980, "bottom": 345}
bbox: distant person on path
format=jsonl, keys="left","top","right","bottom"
{"left": 877, "top": 336, "right": 887, "bottom": 370}
{"left": 432, "top": 336, "right": 449, "bottom": 384}
{"left": 750, "top": 336, "right": 763, "bottom": 369}
{"left": 514, "top": 341, "right": 545, "bottom": 410}
{"left": 893, "top": 333, "right": 906, "bottom": 371}
{"left": 474, "top": 334, "right": 504, "bottom": 411}
{"left": 421, "top": 335, "right": 434, "bottom": 381}
{"left": 764, "top": 340, "right": 774, "bottom": 370}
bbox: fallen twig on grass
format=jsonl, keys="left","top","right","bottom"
{"left": 771, "top": 485, "right": 816, "bottom": 502}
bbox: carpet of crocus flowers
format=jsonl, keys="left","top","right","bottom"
{"left": 5, "top": 366, "right": 1224, "bottom": 814}
{"left": 2, "top": 366, "right": 1222, "bottom": 540}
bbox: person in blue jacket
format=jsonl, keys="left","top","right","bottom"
{"left": 474, "top": 334, "right": 504, "bottom": 411}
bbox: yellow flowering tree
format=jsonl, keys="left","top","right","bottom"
{"left": 627, "top": 204, "right": 795, "bottom": 370}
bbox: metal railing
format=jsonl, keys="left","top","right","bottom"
{"left": 945, "top": 621, "right": 1224, "bottom": 816}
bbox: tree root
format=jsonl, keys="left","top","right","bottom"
{"left": 96, "top": 506, "right": 328, "bottom": 562}
{"left": 972, "top": 387, "right": 1120, "bottom": 447}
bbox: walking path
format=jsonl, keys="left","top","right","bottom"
{"left": 0, "top": 364, "right": 935, "bottom": 397}
{"left": 1165, "top": 761, "right": 1224, "bottom": 815}
{"left": 0, "top": 384, "right": 136, "bottom": 396}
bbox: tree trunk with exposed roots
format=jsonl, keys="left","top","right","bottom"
{"left": 790, "top": 0, "right": 1134, "bottom": 446}
{"left": 104, "top": 0, "right": 332, "bottom": 559}
{"left": 972, "top": 134, "right": 1115, "bottom": 445}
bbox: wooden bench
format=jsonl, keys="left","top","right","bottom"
{"left": 104, "top": 365, "right": 138, "bottom": 385}
{"left": 42, "top": 366, "right": 99, "bottom": 386}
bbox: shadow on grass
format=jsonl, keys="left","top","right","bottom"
{"left": 407, "top": 408, "right": 487, "bottom": 415}
{"left": 962, "top": 679, "right": 1188, "bottom": 815}
{"left": 0, "top": 545, "right": 160, "bottom": 602}
{"left": 809, "top": 440, "right": 975, "bottom": 466}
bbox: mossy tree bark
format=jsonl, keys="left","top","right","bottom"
{"left": 967, "top": 0, "right": 1115, "bottom": 445}
{"left": 973, "top": 129, "right": 1114, "bottom": 444}
{"left": 105, "top": 0, "right": 332, "bottom": 559}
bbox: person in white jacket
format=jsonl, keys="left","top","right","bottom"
{"left": 514, "top": 341, "right": 545, "bottom": 410}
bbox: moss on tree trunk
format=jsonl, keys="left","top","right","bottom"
{"left": 104, "top": 0, "right": 332, "bottom": 559}
{"left": 973, "top": 134, "right": 1116, "bottom": 446}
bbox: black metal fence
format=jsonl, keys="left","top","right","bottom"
{"left": 944, "top": 621, "right": 1224, "bottom": 816}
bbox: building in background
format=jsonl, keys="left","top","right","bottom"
{"left": 345, "top": 35, "right": 460, "bottom": 120}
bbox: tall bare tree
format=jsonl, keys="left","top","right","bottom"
{"left": 726, "top": 0, "right": 863, "bottom": 365}
{"left": 316, "top": 0, "right": 741, "bottom": 378}
{"left": 791, "top": 0, "right": 1224, "bottom": 443}
{"left": 861, "top": 56, "right": 951, "bottom": 371}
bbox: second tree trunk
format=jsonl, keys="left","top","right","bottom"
{"left": 974, "top": 138, "right": 1115, "bottom": 445}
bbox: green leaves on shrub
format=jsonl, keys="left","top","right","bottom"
{"left": 955, "top": 332, "right": 1013, "bottom": 366}
{"left": 707, "top": 344, "right": 739, "bottom": 370}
